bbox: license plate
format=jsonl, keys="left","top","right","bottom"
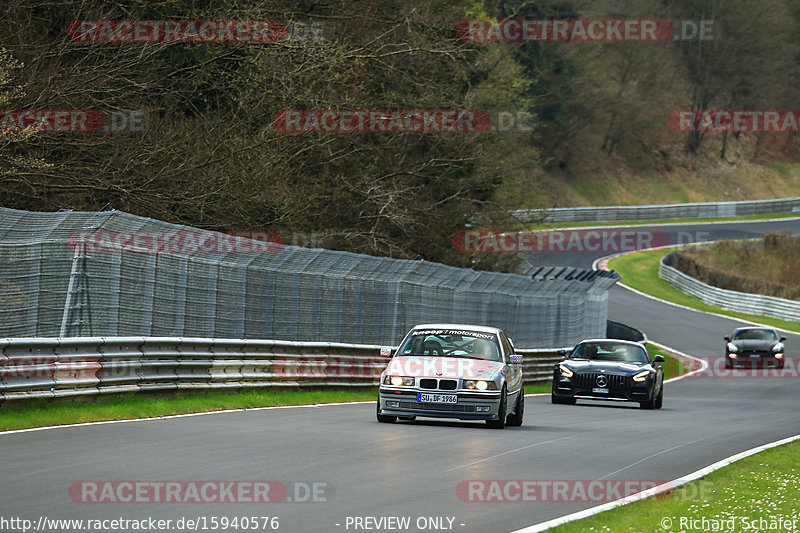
{"left": 749, "top": 354, "right": 761, "bottom": 358}
{"left": 592, "top": 388, "right": 609, "bottom": 394}
{"left": 418, "top": 393, "right": 457, "bottom": 403}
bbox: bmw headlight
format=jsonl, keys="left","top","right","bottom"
{"left": 727, "top": 342, "right": 738, "bottom": 353}
{"left": 384, "top": 375, "right": 415, "bottom": 386}
{"left": 463, "top": 380, "right": 497, "bottom": 390}
{"left": 633, "top": 370, "right": 652, "bottom": 382}
{"left": 558, "top": 365, "right": 573, "bottom": 378}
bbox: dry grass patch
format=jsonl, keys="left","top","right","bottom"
{"left": 674, "top": 233, "right": 800, "bottom": 300}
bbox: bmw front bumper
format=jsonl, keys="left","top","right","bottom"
{"left": 378, "top": 387, "right": 502, "bottom": 421}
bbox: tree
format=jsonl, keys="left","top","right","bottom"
{"left": 0, "top": 0, "right": 539, "bottom": 271}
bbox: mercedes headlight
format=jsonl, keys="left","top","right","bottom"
{"left": 558, "top": 365, "right": 573, "bottom": 378}
{"left": 633, "top": 370, "right": 652, "bottom": 382}
{"left": 727, "top": 342, "right": 738, "bottom": 353}
{"left": 773, "top": 342, "right": 784, "bottom": 353}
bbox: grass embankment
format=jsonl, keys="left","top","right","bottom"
{"left": 499, "top": 159, "right": 800, "bottom": 210}
{"left": 0, "top": 388, "right": 377, "bottom": 432}
{"left": 608, "top": 247, "right": 800, "bottom": 332}
{"left": 645, "top": 344, "right": 684, "bottom": 381}
{"left": 0, "top": 382, "right": 555, "bottom": 432}
{"left": 673, "top": 233, "right": 800, "bottom": 300}
{"left": 548, "top": 438, "right": 800, "bottom": 533}
{"left": 521, "top": 211, "right": 800, "bottom": 231}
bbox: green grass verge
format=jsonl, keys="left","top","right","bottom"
{"left": 525, "top": 382, "right": 551, "bottom": 395}
{"left": 645, "top": 343, "right": 683, "bottom": 381}
{"left": 520, "top": 211, "right": 800, "bottom": 231}
{"left": 0, "top": 388, "right": 378, "bottom": 432}
{"left": 608, "top": 247, "right": 800, "bottom": 332}
{"left": 0, "top": 344, "right": 684, "bottom": 432}
{"left": 0, "top": 381, "right": 555, "bottom": 431}
{"left": 547, "top": 438, "right": 800, "bottom": 533}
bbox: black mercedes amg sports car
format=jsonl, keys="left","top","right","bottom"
{"left": 724, "top": 327, "right": 786, "bottom": 369}
{"left": 551, "top": 339, "right": 664, "bottom": 410}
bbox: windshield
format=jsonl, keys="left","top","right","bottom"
{"left": 397, "top": 328, "right": 501, "bottom": 361}
{"left": 569, "top": 342, "right": 648, "bottom": 363}
{"left": 732, "top": 329, "right": 779, "bottom": 341}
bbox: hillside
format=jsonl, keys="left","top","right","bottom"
{"left": 2, "top": 0, "right": 799, "bottom": 270}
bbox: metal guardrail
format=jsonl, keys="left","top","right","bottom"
{"left": 515, "top": 197, "right": 800, "bottom": 223}
{"left": 0, "top": 337, "right": 567, "bottom": 402}
{"left": 659, "top": 253, "right": 800, "bottom": 322}
{"left": 606, "top": 320, "right": 647, "bottom": 343}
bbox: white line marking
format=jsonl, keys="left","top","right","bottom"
{"left": 597, "top": 438, "right": 704, "bottom": 480}
{"left": 651, "top": 340, "right": 708, "bottom": 383}
{"left": 440, "top": 436, "right": 572, "bottom": 474}
{"left": 510, "top": 432, "right": 800, "bottom": 533}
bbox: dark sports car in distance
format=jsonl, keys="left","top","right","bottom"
{"left": 724, "top": 327, "right": 786, "bottom": 369}
{"left": 551, "top": 339, "right": 664, "bottom": 409}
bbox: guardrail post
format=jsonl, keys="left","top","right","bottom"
{"left": 208, "top": 338, "right": 245, "bottom": 389}
{"left": 138, "top": 337, "right": 180, "bottom": 392}
{"left": 53, "top": 337, "right": 102, "bottom": 397}
{"left": 1, "top": 338, "right": 59, "bottom": 399}
{"left": 97, "top": 336, "right": 144, "bottom": 394}
{"left": 240, "top": 339, "right": 278, "bottom": 387}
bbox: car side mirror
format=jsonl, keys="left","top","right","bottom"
{"left": 780, "top": 337, "right": 787, "bottom": 342}
{"left": 509, "top": 355, "right": 523, "bottom": 365}
{"left": 557, "top": 349, "right": 566, "bottom": 360}
{"left": 380, "top": 347, "right": 393, "bottom": 358}
{"left": 654, "top": 355, "right": 665, "bottom": 363}
{"left": 723, "top": 337, "right": 730, "bottom": 342}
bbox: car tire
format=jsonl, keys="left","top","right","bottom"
{"left": 777, "top": 360, "right": 785, "bottom": 369}
{"left": 486, "top": 387, "right": 507, "bottom": 429}
{"left": 654, "top": 383, "right": 663, "bottom": 409}
{"left": 640, "top": 390, "right": 657, "bottom": 410}
{"left": 725, "top": 358, "right": 733, "bottom": 369}
{"left": 506, "top": 391, "right": 524, "bottom": 427}
{"left": 376, "top": 400, "right": 396, "bottom": 424}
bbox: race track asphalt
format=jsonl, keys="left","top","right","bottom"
{"left": 1, "top": 218, "right": 799, "bottom": 533}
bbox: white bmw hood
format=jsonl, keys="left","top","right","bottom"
{"left": 383, "top": 356, "right": 503, "bottom": 380}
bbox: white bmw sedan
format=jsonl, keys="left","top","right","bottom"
{"left": 377, "top": 324, "right": 524, "bottom": 428}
